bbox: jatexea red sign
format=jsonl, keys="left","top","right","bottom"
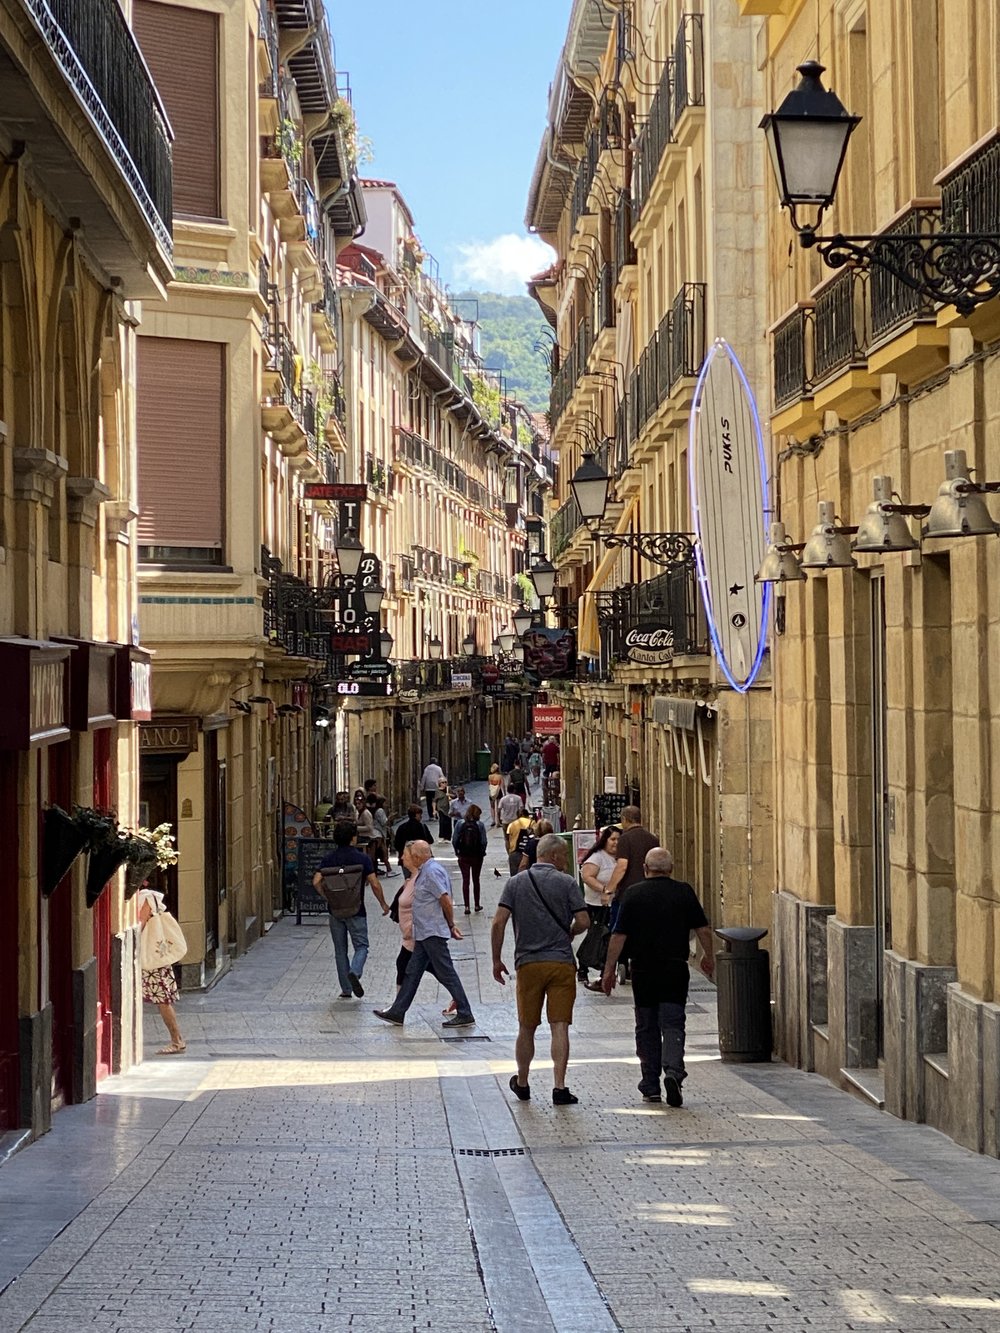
{"left": 303, "top": 483, "right": 367, "bottom": 501}
{"left": 533, "top": 705, "right": 564, "bottom": 734}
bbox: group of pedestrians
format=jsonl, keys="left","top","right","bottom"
{"left": 312, "top": 765, "right": 714, "bottom": 1111}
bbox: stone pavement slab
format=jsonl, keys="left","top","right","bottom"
{"left": 3, "top": 780, "right": 1000, "bottom": 1331}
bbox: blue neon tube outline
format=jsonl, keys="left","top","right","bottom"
{"left": 687, "top": 338, "right": 771, "bottom": 694}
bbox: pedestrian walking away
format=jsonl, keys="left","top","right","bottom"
{"left": 419, "top": 757, "right": 444, "bottom": 819}
{"left": 393, "top": 805, "right": 433, "bottom": 871}
{"left": 497, "top": 787, "right": 524, "bottom": 833}
{"left": 435, "top": 778, "right": 453, "bottom": 841}
{"left": 486, "top": 762, "right": 505, "bottom": 826}
{"left": 504, "top": 807, "right": 535, "bottom": 876}
{"left": 541, "top": 735, "right": 560, "bottom": 777}
{"left": 506, "top": 761, "right": 528, "bottom": 800}
{"left": 374, "top": 840, "right": 475, "bottom": 1027}
{"left": 314, "top": 821, "right": 389, "bottom": 998}
{"left": 601, "top": 846, "right": 714, "bottom": 1107}
{"left": 452, "top": 803, "right": 488, "bottom": 912}
{"left": 491, "top": 832, "right": 589, "bottom": 1105}
{"left": 516, "top": 819, "right": 553, "bottom": 872}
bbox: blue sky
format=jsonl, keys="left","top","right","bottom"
{"left": 324, "top": 1, "right": 568, "bottom": 294}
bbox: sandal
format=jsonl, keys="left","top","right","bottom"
{"left": 157, "top": 1042, "right": 187, "bottom": 1055}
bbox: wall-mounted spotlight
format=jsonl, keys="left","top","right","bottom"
{"left": 799, "top": 501, "right": 857, "bottom": 570}
{"left": 924, "top": 449, "right": 1000, "bottom": 539}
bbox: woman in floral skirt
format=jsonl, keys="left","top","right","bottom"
{"left": 138, "top": 886, "right": 186, "bottom": 1055}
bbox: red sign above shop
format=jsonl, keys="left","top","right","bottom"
{"left": 303, "top": 483, "right": 368, "bottom": 501}
{"left": 532, "top": 705, "right": 565, "bottom": 735}
{"left": 330, "top": 632, "right": 370, "bottom": 654}
{"left": 0, "top": 639, "right": 73, "bottom": 749}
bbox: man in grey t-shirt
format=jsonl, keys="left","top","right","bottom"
{"left": 491, "top": 834, "right": 589, "bottom": 1105}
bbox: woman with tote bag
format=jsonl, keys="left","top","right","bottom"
{"left": 138, "top": 886, "right": 188, "bottom": 1054}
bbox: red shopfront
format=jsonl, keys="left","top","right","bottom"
{"left": 0, "top": 639, "right": 75, "bottom": 1132}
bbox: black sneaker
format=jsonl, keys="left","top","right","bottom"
{"left": 664, "top": 1075, "right": 683, "bottom": 1108}
{"left": 373, "top": 1009, "right": 403, "bottom": 1025}
{"left": 552, "top": 1087, "right": 579, "bottom": 1106}
{"left": 339, "top": 992, "right": 352, "bottom": 999}
{"left": 508, "top": 1074, "right": 530, "bottom": 1101}
{"left": 442, "top": 1014, "right": 476, "bottom": 1027}
{"left": 641, "top": 1092, "right": 662, "bottom": 1103}
{"left": 348, "top": 972, "right": 364, "bottom": 998}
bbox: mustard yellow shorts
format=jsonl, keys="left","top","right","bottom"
{"left": 515, "top": 961, "right": 577, "bottom": 1028}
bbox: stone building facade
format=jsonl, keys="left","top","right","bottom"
{"left": 527, "top": 0, "right": 774, "bottom": 932}
{"left": 0, "top": 0, "right": 172, "bottom": 1137}
{"left": 129, "top": 0, "right": 363, "bottom": 988}
{"left": 742, "top": 0, "right": 1000, "bottom": 1155}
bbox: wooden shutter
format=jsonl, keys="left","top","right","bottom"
{"left": 136, "top": 338, "right": 225, "bottom": 551}
{"left": 133, "top": 1, "right": 221, "bottom": 220}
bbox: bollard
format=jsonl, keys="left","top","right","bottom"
{"left": 714, "top": 926, "right": 772, "bottom": 1063}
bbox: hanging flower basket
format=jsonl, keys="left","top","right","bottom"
{"left": 42, "top": 806, "right": 90, "bottom": 897}
{"left": 86, "top": 838, "right": 132, "bottom": 908}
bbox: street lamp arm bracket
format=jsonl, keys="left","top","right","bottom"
{"left": 804, "top": 230, "right": 1000, "bottom": 318}
{"left": 603, "top": 531, "right": 696, "bottom": 567}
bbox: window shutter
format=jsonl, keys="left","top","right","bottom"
{"left": 136, "top": 338, "right": 225, "bottom": 551}
{"left": 133, "top": 1, "right": 221, "bottom": 220}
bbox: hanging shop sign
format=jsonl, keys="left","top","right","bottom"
{"left": 0, "top": 638, "right": 73, "bottom": 748}
{"left": 138, "top": 716, "right": 199, "bottom": 755}
{"left": 522, "top": 627, "right": 576, "bottom": 680}
{"left": 450, "top": 672, "right": 473, "bottom": 690}
{"left": 303, "top": 482, "right": 367, "bottom": 502}
{"left": 532, "top": 705, "right": 565, "bottom": 734}
{"left": 689, "top": 337, "right": 769, "bottom": 693}
{"left": 55, "top": 638, "right": 117, "bottom": 730}
{"left": 334, "top": 679, "right": 393, "bottom": 697}
{"left": 623, "top": 622, "right": 675, "bottom": 665}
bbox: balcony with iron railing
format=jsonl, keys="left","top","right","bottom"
{"left": 596, "top": 561, "right": 708, "bottom": 672}
{"left": 671, "top": 13, "right": 705, "bottom": 136}
{"left": 570, "top": 130, "right": 600, "bottom": 236}
{"left": 866, "top": 205, "right": 947, "bottom": 376}
{"left": 396, "top": 428, "right": 500, "bottom": 514}
{"left": 613, "top": 189, "right": 637, "bottom": 285}
{"left": 365, "top": 452, "right": 390, "bottom": 497}
{"left": 21, "top": 0, "right": 173, "bottom": 281}
{"left": 632, "top": 56, "right": 674, "bottom": 218}
{"left": 551, "top": 492, "right": 584, "bottom": 561}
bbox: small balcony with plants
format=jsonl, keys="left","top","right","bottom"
{"left": 260, "top": 112, "right": 302, "bottom": 212}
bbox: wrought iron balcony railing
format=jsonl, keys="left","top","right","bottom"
{"left": 551, "top": 492, "right": 583, "bottom": 560}
{"left": 614, "top": 189, "right": 637, "bottom": 281}
{"left": 596, "top": 561, "right": 708, "bottom": 669}
{"left": 773, "top": 306, "right": 813, "bottom": 410}
{"left": 570, "top": 129, "right": 600, "bottom": 235}
{"left": 258, "top": 3, "right": 279, "bottom": 98}
{"left": 632, "top": 56, "right": 674, "bottom": 217}
{"left": 868, "top": 205, "right": 942, "bottom": 343}
{"left": 30, "top": 0, "right": 173, "bottom": 254}
{"left": 671, "top": 13, "right": 705, "bottom": 127}
{"left": 365, "top": 452, "right": 389, "bottom": 496}
{"left": 813, "top": 269, "right": 868, "bottom": 382}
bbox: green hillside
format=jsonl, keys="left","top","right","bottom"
{"left": 453, "top": 290, "right": 552, "bottom": 415}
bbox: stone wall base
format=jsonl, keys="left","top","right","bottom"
{"left": 112, "top": 926, "right": 143, "bottom": 1073}
{"left": 19, "top": 1005, "right": 52, "bottom": 1140}
{"left": 883, "top": 952, "right": 954, "bottom": 1126}
{"left": 772, "top": 891, "right": 834, "bottom": 1072}
{"left": 827, "top": 918, "right": 878, "bottom": 1074}
{"left": 71, "top": 958, "right": 97, "bottom": 1105}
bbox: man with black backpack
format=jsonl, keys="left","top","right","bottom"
{"left": 313, "top": 822, "right": 389, "bottom": 999}
{"left": 491, "top": 833, "right": 589, "bottom": 1105}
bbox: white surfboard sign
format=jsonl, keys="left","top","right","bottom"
{"left": 688, "top": 338, "right": 770, "bottom": 693}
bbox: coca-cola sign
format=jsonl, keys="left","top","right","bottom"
{"left": 624, "top": 622, "right": 674, "bottom": 665}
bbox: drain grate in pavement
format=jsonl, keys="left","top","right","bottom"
{"left": 456, "top": 1147, "right": 526, "bottom": 1157}
{"left": 440, "top": 1033, "right": 491, "bottom": 1041}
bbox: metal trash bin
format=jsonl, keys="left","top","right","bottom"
{"left": 714, "top": 926, "right": 772, "bottom": 1063}
{"left": 475, "top": 748, "right": 492, "bottom": 780}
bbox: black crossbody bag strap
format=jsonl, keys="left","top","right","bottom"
{"left": 527, "top": 869, "right": 571, "bottom": 937}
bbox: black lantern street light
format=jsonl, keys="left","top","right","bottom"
{"left": 334, "top": 527, "right": 364, "bottom": 578}
{"left": 428, "top": 635, "right": 443, "bottom": 661}
{"left": 498, "top": 629, "right": 515, "bottom": 654}
{"left": 568, "top": 454, "right": 696, "bottom": 569}
{"left": 490, "top": 636, "right": 502, "bottom": 657}
{"left": 570, "top": 451, "right": 612, "bottom": 525}
{"left": 529, "top": 556, "right": 557, "bottom": 602}
{"left": 513, "top": 608, "right": 532, "bottom": 638}
{"left": 762, "top": 61, "right": 1000, "bottom": 317}
{"left": 363, "top": 583, "right": 385, "bottom": 615}
{"left": 511, "top": 641, "right": 525, "bottom": 665}
{"left": 379, "top": 627, "right": 394, "bottom": 658}
{"left": 462, "top": 633, "right": 476, "bottom": 658}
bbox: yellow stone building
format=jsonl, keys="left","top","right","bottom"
{"left": 0, "top": 0, "right": 172, "bottom": 1136}
{"left": 527, "top": 0, "right": 774, "bottom": 931}
{"left": 742, "top": 0, "right": 1000, "bottom": 1154}
{"left": 332, "top": 181, "right": 549, "bottom": 806}
{"left": 130, "top": 0, "right": 362, "bottom": 987}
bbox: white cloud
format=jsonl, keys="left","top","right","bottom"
{"left": 452, "top": 233, "right": 555, "bottom": 295}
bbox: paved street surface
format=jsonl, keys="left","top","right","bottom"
{"left": 3, "top": 780, "right": 1000, "bottom": 1332}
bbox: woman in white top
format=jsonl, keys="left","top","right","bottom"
{"left": 577, "top": 827, "right": 620, "bottom": 989}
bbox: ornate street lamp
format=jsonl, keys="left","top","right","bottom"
{"left": 379, "top": 628, "right": 394, "bottom": 658}
{"left": 363, "top": 583, "right": 385, "bottom": 615}
{"left": 529, "top": 556, "right": 557, "bottom": 601}
{"left": 511, "top": 642, "right": 525, "bottom": 665}
{"left": 762, "top": 62, "right": 1000, "bottom": 317}
{"left": 498, "top": 630, "right": 515, "bottom": 654}
{"left": 462, "top": 634, "right": 476, "bottom": 657}
{"left": 427, "top": 635, "right": 443, "bottom": 661}
{"left": 334, "top": 527, "right": 363, "bottom": 578}
{"left": 490, "top": 637, "right": 501, "bottom": 657}
{"left": 513, "top": 608, "right": 532, "bottom": 638}
{"left": 570, "top": 451, "right": 611, "bottom": 524}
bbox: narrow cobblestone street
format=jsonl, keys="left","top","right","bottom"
{"left": 3, "top": 785, "right": 1000, "bottom": 1333}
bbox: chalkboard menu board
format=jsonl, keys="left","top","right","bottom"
{"left": 296, "top": 837, "right": 334, "bottom": 923}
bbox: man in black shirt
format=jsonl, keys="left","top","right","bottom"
{"left": 314, "top": 822, "right": 389, "bottom": 999}
{"left": 602, "top": 846, "right": 714, "bottom": 1107}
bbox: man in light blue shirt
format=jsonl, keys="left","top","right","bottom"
{"left": 374, "top": 841, "right": 475, "bottom": 1027}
